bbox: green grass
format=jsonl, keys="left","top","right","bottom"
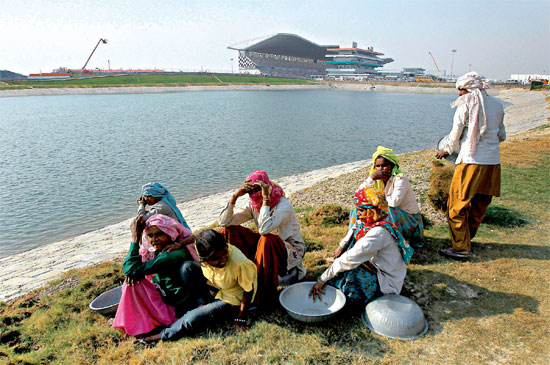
{"left": 1, "top": 74, "right": 310, "bottom": 89}
{"left": 1, "top": 132, "right": 549, "bottom": 364}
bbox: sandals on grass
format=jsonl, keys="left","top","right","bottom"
{"left": 439, "top": 248, "right": 470, "bottom": 260}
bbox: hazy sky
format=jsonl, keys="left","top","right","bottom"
{"left": 1, "top": 0, "right": 548, "bottom": 79}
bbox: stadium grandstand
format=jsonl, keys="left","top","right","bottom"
{"left": 228, "top": 33, "right": 393, "bottom": 80}
{"left": 228, "top": 33, "right": 338, "bottom": 79}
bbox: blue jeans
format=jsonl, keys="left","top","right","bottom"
{"left": 160, "top": 299, "right": 237, "bottom": 341}
{"left": 176, "top": 261, "right": 210, "bottom": 316}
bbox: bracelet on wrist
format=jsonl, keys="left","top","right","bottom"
{"left": 233, "top": 318, "right": 247, "bottom": 323}
{"left": 316, "top": 276, "right": 325, "bottom": 284}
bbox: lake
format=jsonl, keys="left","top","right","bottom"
{"left": 0, "top": 89, "right": 456, "bottom": 257}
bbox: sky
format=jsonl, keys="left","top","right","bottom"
{"left": 1, "top": 0, "right": 548, "bottom": 80}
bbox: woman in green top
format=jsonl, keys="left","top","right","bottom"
{"left": 112, "top": 214, "right": 204, "bottom": 337}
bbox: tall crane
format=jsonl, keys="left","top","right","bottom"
{"left": 82, "top": 38, "right": 108, "bottom": 71}
{"left": 428, "top": 51, "right": 442, "bottom": 77}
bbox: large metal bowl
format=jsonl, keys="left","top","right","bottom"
{"left": 89, "top": 285, "right": 123, "bottom": 316}
{"left": 437, "top": 135, "right": 459, "bottom": 164}
{"left": 361, "top": 294, "right": 428, "bottom": 340}
{"left": 279, "top": 281, "right": 346, "bottom": 323}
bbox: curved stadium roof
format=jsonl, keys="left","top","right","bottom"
{"left": 228, "top": 33, "right": 338, "bottom": 61}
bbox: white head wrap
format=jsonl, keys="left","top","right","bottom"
{"left": 450, "top": 72, "right": 490, "bottom": 157}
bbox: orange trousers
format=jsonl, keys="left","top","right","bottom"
{"left": 220, "top": 226, "right": 287, "bottom": 306}
{"left": 447, "top": 164, "right": 500, "bottom": 251}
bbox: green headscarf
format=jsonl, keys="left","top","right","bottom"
{"left": 369, "top": 146, "right": 403, "bottom": 190}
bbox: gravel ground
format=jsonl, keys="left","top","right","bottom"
{"left": 288, "top": 149, "right": 448, "bottom": 226}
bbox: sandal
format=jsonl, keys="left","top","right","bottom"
{"left": 439, "top": 248, "right": 470, "bottom": 260}
{"left": 132, "top": 339, "right": 153, "bottom": 348}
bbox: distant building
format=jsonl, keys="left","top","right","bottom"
{"left": 377, "top": 67, "right": 426, "bottom": 80}
{"left": 325, "top": 42, "right": 393, "bottom": 80}
{"left": 228, "top": 33, "right": 338, "bottom": 79}
{"left": 28, "top": 73, "right": 71, "bottom": 80}
{"left": 402, "top": 67, "right": 426, "bottom": 78}
{"left": 228, "top": 34, "right": 393, "bottom": 80}
{"left": 0, "top": 70, "right": 27, "bottom": 81}
{"left": 510, "top": 74, "right": 550, "bottom": 84}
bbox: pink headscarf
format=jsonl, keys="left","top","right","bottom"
{"left": 450, "top": 72, "right": 491, "bottom": 157}
{"left": 246, "top": 170, "right": 284, "bottom": 212}
{"left": 139, "top": 214, "right": 192, "bottom": 262}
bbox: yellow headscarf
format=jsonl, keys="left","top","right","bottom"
{"left": 369, "top": 146, "right": 403, "bottom": 190}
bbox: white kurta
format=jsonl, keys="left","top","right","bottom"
{"left": 218, "top": 197, "right": 306, "bottom": 276}
{"left": 359, "top": 175, "right": 420, "bottom": 214}
{"left": 442, "top": 92, "right": 506, "bottom": 165}
{"left": 319, "top": 226, "right": 406, "bottom": 295}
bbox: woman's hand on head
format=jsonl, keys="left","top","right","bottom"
{"left": 231, "top": 182, "right": 253, "bottom": 204}
{"left": 308, "top": 282, "right": 325, "bottom": 303}
{"left": 254, "top": 181, "right": 271, "bottom": 198}
{"left": 130, "top": 216, "right": 146, "bottom": 244}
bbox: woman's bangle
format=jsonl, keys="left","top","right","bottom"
{"left": 316, "top": 276, "right": 325, "bottom": 284}
{"left": 233, "top": 318, "right": 247, "bottom": 324}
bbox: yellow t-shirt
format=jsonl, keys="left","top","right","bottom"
{"left": 200, "top": 245, "right": 257, "bottom": 306}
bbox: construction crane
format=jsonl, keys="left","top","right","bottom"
{"left": 82, "top": 38, "right": 108, "bottom": 71}
{"left": 428, "top": 51, "right": 442, "bottom": 77}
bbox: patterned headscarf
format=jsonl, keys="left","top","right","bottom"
{"left": 353, "top": 187, "right": 389, "bottom": 229}
{"left": 141, "top": 182, "right": 189, "bottom": 230}
{"left": 139, "top": 214, "right": 192, "bottom": 262}
{"left": 369, "top": 146, "right": 403, "bottom": 190}
{"left": 245, "top": 170, "right": 284, "bottom": 212}
{"left": 450, "top": 72, "right": 491, "bottom": 157}
{"left": 352, "top": 187, "right": 413, "bottom": 265}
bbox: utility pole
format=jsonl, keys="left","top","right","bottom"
{"left": 450, "top": 49, "right": 456, "bottom": 79}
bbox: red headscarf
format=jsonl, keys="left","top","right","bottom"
{"left": 353, "top": 187, "right": 391, "bottom": 241}
{"left": 245, "top": 170, "right": 284, "bottom": 212}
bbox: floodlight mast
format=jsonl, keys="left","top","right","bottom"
{"left": 82, "top": 38, "right": 108, "bottom": 71}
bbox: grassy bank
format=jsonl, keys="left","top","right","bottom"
{"left": 1, "top": 128, "right": 549, "bottom": 364}
{"left": 1, "top": 74, "right": 310, "bottom": 89}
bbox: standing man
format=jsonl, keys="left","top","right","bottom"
{"left": 436, "top": 72, "right": 506, "bottom": 260}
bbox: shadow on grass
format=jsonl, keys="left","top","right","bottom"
{"left": 413, "top": 235, "right": 550, "bottom": 265}
{"left": 253, "top": 303, "right": 390, "bottom": 359}
{"left": 403, "top": 269, "right": 540, "bottom": 336}
{"left": 482, "top": 206, "right": 530, "bottom": 227}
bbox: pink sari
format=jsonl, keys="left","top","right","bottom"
{"left": 112, "top": 280, "right": 177, "bottom": 336}
{"left": 112, "top": 215, "right": 190, "bottom": 336}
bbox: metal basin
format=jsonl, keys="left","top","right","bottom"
{"left": 89, "top": 285, "right": 122, "bottom": 316}
{"left": 361, "top": 294, "right": 428, "bottom": 340}
{"left": 437, "top": 135, "right": 459, "bottom": 164}
{"left": 279, "top": 282, "right": 346, "bottom": 323}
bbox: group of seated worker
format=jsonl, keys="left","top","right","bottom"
{"left": 112, "top": 152, "right": 422, "bottom": 344}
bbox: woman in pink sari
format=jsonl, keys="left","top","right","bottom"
{"left": 112, "top": 214, "right": 204, "bottom": 337}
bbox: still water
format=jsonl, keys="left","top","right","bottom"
{"left": 0, "top": 89, "right": 455, "bottom": 256}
